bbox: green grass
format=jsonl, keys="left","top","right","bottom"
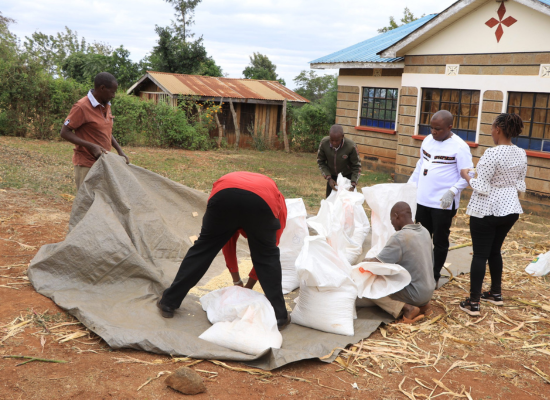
{"left": 0, "top": 136, "right": 392, "bottom": 213}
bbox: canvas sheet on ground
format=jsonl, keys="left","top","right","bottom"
{"left": 28, "top": 153, "right": 393, "bottom": 371}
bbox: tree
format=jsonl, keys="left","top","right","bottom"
{"left": 242, "top": 52, "right": 285, "bottom": 85}
{"left": 196, "top": 57, "right": 224, "bottom": 77}
{"left": 148, "top": 25, "right": 211, "bottom": 75}
{"left": 0, "top": 12, "right": 17, "bottom": 60}
{"left": 378, "top": 7, "right": 424, "bottom": 33}
{"left": 164, "top": 0, "right": 202, "bottom": 42}
{"left": 293, "top": 70, "right": 337, "bottom": 103}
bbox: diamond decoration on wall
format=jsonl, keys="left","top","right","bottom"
{"left": 485, "top": 2, "right": 517, "bottom": 43}
{"left": 446, "top": 64, "right": 460, "bottom": 76}
{"left": 373, "top": 69, "right": 382, "bottom": 77}
{"left": 541, "top": 65, "right": 550, "bottom": 78}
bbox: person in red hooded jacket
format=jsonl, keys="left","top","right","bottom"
{"left": 157, "top": 172, "right": 290, "bottom": 330}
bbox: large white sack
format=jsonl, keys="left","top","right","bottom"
{"left": 291, "top": 282, "right": 358, "bottom": 336}
{"left": 279, "top": 198, "right": 308, "bottom": 294}
{"left": 294, "top": 235, "right": 352, "bottom": 288}
{"left": 199, "top": 286, "right": 282, "bottom": 355}
{"left": 307, "top": 174, "right": 370, "bottom": 264}
{"left": 362, "top": 183, "right": 417, "bottom": 258}
{"left": 351, "top": 262, "right": 411, "bottom": 299}
{"left": 525, "top": 252, "right": 550, "bottom": 277}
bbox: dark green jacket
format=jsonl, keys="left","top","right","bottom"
{"left": 317, "top": 136, "right": 362, "bottom": 183}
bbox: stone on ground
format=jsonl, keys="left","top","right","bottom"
{"left": 165, "top": 367, "right": 206, "bottom": 395}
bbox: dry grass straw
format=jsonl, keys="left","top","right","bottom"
{"left": 332, "top": 211, "right": 550, "bottom": 395}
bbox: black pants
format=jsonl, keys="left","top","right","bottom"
{"left": 161, "top": 188, "right": 288, "bottom": 321}
{"left": 326, "top": 173, "right": 352, "bottom": 198}
{"left": 415, "top": 203, "right": 457, "bottom": 283}
{"left": 469, "top": 214, "right": 519, "bottom": 302}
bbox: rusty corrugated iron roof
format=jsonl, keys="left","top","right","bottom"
{"left": 141, "top": 71, "right": 309, "bottom": 103}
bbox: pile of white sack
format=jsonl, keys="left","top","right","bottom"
{"left": 291, "top": 175, "right": 417, "bottom": 336}
{"left": 199, "top": 177, "right": 420, "bottom": 354}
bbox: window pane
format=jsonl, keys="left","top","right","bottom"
{"left": 432, "top": 89, "right": 441, "bottom": 102}
{"left": 374, "top": 99, "right": 381, "bottom": 108}
{"left": 523, "top": 121, "right": 531, "bottom": 135}
{"left": 472, "top": 91, "right": 480, "bottom": 104}
{"left": 545, "top": 126, "right": 550, "bottom": 140}
{"left": 442, "top": 89, "right": 451, "bottom": 102}
{"left": 380, "top": 110, "right": 387, "bottom": 120}
{"left": 361, "top": 108, "right": 367, "bottom": 117}
{"left": 375, "top": 89, "right": 380, "bottom": 98}
{"left": 448, "top": 103, "right": 459, "bottom": 117}
{"left": 462, "top": 91, "right": 472, "bottom": 104}
{"left": 392, "top": 100, "right": 397, "bottom": 110}
{"left": 470, "top": 118, "right": 478, "bottom": 130}
{"left": 536, "top": 94, "right": 549, "bottom": 108}
{"left": 369, "top": 88, "right": 375, "bottom": 98}
{"left": 423, "top": 89, "right": 432, "bottom": 101}
{"left": 392, "top": 111, "right": 396, "bottom": 121}
{"left": 522, "top": 93, "right": 534, "bottom": 108}
{"left": 379, "top": 89, "right": 386, "bottom": 98}
{"left": 508, "top": 106, "right": 520, "bottom": 115}
{"left": 421, "top": 113, "right": 430, "bottom": 125}
{"left": 431, "top": 102, "right": 440, "bottom": 113}
{"left": 367, "top": 109, "right": 373, "bottom": 118}
{"left": 451, "top": 90, "right": 460, "bottom": 102}
{"left": 460, "top": 116, "right": 469, "bottom": 129}
{"left": 509, "top": 92, "right": 521, "bottom": 107}
{"left": 460, "top": 103, "right": 470, "bottom": 117}
{"left": 390, "top": 89, "right": 398, "bottom": 99}
{"left": 422, "top": 101, "right": 432, "bottom": 113}
{"left": 385, "top": 100, "right": 392, "bottom": 109}
{"left": 520, "top": 108, "right": 532, "bottom": 123}
{"left": 534, "top": 109, "right": 547, "bottom": 123}
{"left": 373, "top": 109, "right": 379, "bottom": 118}
{"left": 532, "top": 124, "right": 545, "bottom": 138}
{"left": 470, "top": 104, "right": 479, "bottom": 118}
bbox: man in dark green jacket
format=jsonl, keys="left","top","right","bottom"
{"left": 317, "top": 124, "right": 362, "bottom": 197}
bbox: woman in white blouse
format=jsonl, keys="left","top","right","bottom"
{"left": 458, "top": 113, "right": 527, "bottom": 316}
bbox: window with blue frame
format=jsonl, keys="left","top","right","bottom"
{"left": 360, "top": 88, "right": 398, "bottom": 130}
{"left": 507, "top": 92, "right": 550, "bottom": 153}
{"left": 418, "top": 88, "right": 480, "bottom": 142}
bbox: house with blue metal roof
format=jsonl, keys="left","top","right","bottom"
{"left": 310, "top": 0, "right": 550, "bottom": 215}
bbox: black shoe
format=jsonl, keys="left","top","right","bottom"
{"left": 277, "top": 315, "right": 291, "bottom": 331}
{"left": 481, "top": 291, "right": 503, "bottom": 306}
{"left": 157, "top": 298, "right": 175, "bottom": 318}
{"left": 459, "top": 298, "right": 480, "bottom": 316}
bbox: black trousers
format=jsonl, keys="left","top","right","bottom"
{"left": 161, "top": 188, "right": 288, "bottom": 321}
{"left": 415, "top": 203, "right": 457, "bottom": 283}
{"left": 469, "top": 214, "right": 519, "bottom": 302}
{"left": 326, "top": 173, "right": 352, "bottom": 198}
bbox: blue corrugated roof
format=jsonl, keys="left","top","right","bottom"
{"left": 537, "top": 0, "right": 550, "bottom": 6}
{"left": 310, "top": 14, "right": 437, "bottom": 64}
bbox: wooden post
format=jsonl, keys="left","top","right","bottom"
{"left": 264, "top": 105, "right": 271, "bottom": 145}
{"left": 215, "top": 98, "right": 223, "bottom": 148}
{"left": 282, "top": 99, "right": 289, "bottom": 153}
{"left": 229, "top": 99, "right": 240, "bottom": 150}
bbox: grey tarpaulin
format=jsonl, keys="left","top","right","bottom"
{"left": 28, "top": 153, "right": 393, "bottom": 370}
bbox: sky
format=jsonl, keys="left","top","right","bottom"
{"left": 2, "top": 0, "right": 457, "bottom": 89}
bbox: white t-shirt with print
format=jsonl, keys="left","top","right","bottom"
{"left": 408, "top": 133, "right": 473, "bottom": 210}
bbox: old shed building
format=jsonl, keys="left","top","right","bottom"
{"left": 127, "top": 71, "right": 309, "bottom": 147}
{"left": 311, "top": 0, "right": 550, "bottom": 214}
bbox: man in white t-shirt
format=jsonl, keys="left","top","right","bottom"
{"left": 408, "top": 110, "right": 473, "bottom": 286}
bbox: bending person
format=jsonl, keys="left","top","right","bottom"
{"left": 363, "top": 202, "right": 435, "bottom": 323}
{"left": 157, "top": 171, "right": 290, "bottom": 330}
{"left": 458, "top": 113, "right": 527, "bottom": 316}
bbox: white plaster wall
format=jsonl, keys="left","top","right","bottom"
{"left": 408, "top": 0, "right": 550, "bottom": 55}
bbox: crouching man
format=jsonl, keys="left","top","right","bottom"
{"left": 156, "top": 171, "right": 290, "bottom": 330}
{"left": 363, "top": 202, "right": 435, "bottom": 323}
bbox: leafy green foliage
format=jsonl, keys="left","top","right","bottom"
{"left": 164, "top": 0, "right": 202, "bottom": 42}
{"left": 378, "top": 7, "right": 424, "bottom": 33}
{"left": 289, "top": 71, "right": 338, "bottom": 152}
{"left": 242, "top": 52, "right": 285, "bottom": 85}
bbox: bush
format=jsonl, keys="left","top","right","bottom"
{"left": 111, "top": 94, "right": 213, "bottom": 150}
{"left": 289, "top": 103, "right": 332, "bottom": 152}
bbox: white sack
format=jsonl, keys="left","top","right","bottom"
{"left": 351, "top": 262, "right": 411, "bottom": 299}
{"left": 291, "top": 282, "right": 358, "bottom": 336}
{"left": 307, "top": 174, "right": 370, "bottom": 264}
{"left": 294, "top": 235, "right": 352, "bottom": 288}
{"left": 362, "top": 183, "right": 417, "bottom": 258}
{"left": 525, "top": 252, "right": 550, "bottom": 277}
{"left": 199, "top": 286, "right": 282, "bottom": 355}
{"left": 279, "top": 198, "right": 309, "bottom": 294}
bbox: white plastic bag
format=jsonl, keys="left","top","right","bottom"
{"left": 291, "top": 282, "right": 357, "bottom": 336}
{"left": 307, "top": 174, "right": 370, "bottom": 264}
{"left": 351, "top": 262, "right": 411, "bottom": 299}
{"left": 525, "top": 252, "right": 550, "bottom": 277}
{"left": 294, "top": 235, "right": 352, "bottom": 288}
{"left": 279, "top": 198, "right": 309, "bottom": 294}
{"left": 362, "top": 183, "right": 417, "bottom": 258}
{"left": 199, "top": 286, "right": 282, "bottom": 355}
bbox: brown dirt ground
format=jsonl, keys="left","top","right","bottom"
{"left": 1, "top": 188, "right": 550, "bottom": 400}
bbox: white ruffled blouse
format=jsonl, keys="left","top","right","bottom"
{"left": 466, "top": 145, "right": 527, "bottom": 218}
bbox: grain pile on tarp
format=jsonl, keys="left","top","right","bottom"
{"left": 27, "top": 153, "right": 392, "bottom": 370}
